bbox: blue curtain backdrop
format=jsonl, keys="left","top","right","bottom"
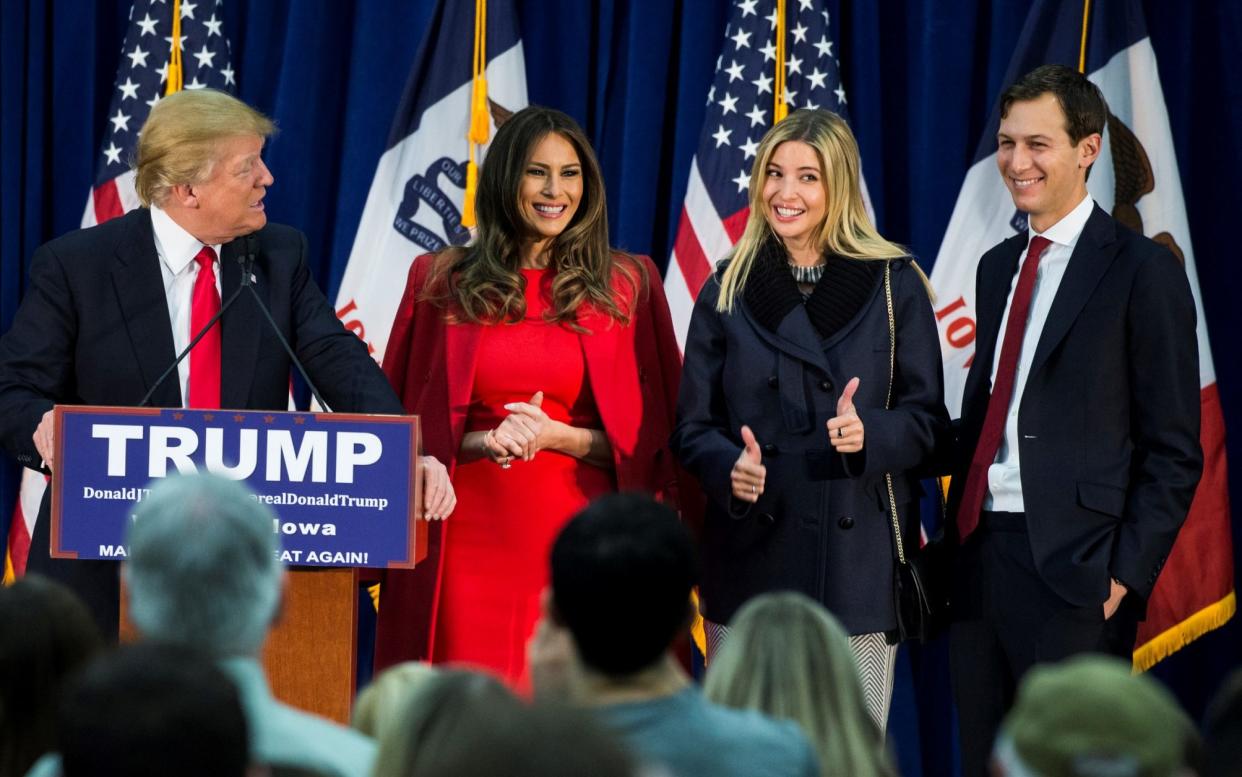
{"left": 2, "top": 1, "right": 1238, "bottom": 773}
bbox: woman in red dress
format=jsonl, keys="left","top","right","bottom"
{"left": 373, "top": 107, "right": 684, "bottom": 685}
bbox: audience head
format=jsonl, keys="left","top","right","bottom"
{"left": 371, "top": 669, "right": 633, "bottom": 777}
{"left": 0, "top": 575, "right": 102, "bottom": 777}
{"left": 125, "top": 472, "right": 283, "bottom": 658}
{"left": 58, "top": 642, "right": 250, "bottom": 777}
{"left": 703, "top": 592, "right": 894, "bottom": 777}
{"left": 993, "top": 655, "right": 1195, "bottom": 777}
{"left": 352, "top": 661, "right": 439, "bottom": 741}
{"left": 550, "top": 493, "right": 699, "bottom": 677}
{"left": 1203, "top": 668, "right": 1242, "bottom": 777}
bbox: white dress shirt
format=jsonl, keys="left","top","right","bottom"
{"left": 149, "top": 205, "right": 223, "bottom": 407}
{"left": 984, "top": 195, "right": 1095, "bottom": 513}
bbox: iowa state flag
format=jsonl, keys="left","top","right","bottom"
{"left": 929, "top": 0, "right": 1233, "bottom": 669}
{"left": 334, "top": 0, "right": 527, "bottom": 365}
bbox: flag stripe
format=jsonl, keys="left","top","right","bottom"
{"left": 672, "top": 210, "right": 711, "bottom": 300}
{"left": 93, "top": 179, "right": 125, "bottom": 225}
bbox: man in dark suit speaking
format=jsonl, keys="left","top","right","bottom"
{"left": 0, "top": 89, "right": 455, "bottom": 634}
{"left": 947, "top": 65, "right": 1202, "bottom": 776}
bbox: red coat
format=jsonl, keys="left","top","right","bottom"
{"left": 373, "top": 253, "right": 686, "bottom": 670}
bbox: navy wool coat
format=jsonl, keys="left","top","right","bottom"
{"left": 671, "top": 256, "right": 949, "bottom": 634}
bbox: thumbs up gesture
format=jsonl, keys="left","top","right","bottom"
{"left": 827, "top": 377, "right": 865, "bottom": 454}
{"left": 731, "top": 425, "right": 767, "bottom": 503}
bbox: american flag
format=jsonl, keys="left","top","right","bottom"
{"left": 664, "top": 0, "right": 861, "bottom": 347}
{"left": 4, "top": 0, "right": 236, "bottom": 582}
{"left": 84, "top": 0, "right": 236, "bottom": 226}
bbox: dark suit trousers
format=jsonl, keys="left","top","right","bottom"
{"left": 27, "top": 495, "right": 120, "bottom": 640}
{"left": 949, "top": 512, "right": 1139, "bottom": 777}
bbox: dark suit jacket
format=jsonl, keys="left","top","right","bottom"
{"left": 947, "top": 205, "right": 1203, "bottom": 606}
{"left": 672, "top": 258, "right": 948, "bottom": 634}
{"left": 0, "top": 207, "right": 402, "bottom": 550}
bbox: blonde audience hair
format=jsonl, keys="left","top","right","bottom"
{"left": 350, "top": 662, "right": 439, "bottom": 742}
{"left": 703, "top": 592, "right": 897, "bottom": 777}
{"left": 133, "top": 88, "right": 276, "bottom": 207}
{"left": 716, "top": 109, "right": 929, "bottom": 312}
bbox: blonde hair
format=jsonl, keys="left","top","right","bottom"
{"left": 351, "top": 661, "right": 439, "bottom": 741}
{"left": 703, "top": 592, "right": 897, "bottom": 777}
{"left": 717, "top": 109, "right": 928, "bottom": 312}
{"left": 134, "top": 88, "right": 276, "bottom": 207}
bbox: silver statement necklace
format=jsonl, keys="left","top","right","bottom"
{"left": 788, "top": 260, "right": 826, "bottom": 285}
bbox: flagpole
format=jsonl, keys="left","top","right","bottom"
{"left": 1077, "top": 0, "right": 1092, "bottom": 73}
{"left": 774, "top": 0, "right": 788, "bottom": 123}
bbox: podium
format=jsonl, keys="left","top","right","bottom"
{"left": 59, "top": 406, "right": 426, "bottom": 724}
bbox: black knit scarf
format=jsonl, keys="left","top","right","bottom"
{"left": 742, "top": 237, "right": 883, "bottom": 340}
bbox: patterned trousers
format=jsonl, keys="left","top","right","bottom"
{"left": 704, "top": 619, "right": 897, "bottom": 733}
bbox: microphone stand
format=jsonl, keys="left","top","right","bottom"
{"left": 138, "top": 234, "right": 333, "bottom": 412}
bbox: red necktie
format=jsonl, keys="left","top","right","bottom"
{"left": 956, "top": 235, "right": 1052, "bottom": 542}
{"left": 188, "top": 245, "right": 222, "bottom": 409}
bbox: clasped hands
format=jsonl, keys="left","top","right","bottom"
{"left": 482, "top": 391, "right": 557, "bottom": 467}
{"left": 730, "top": 377, "right": 864, "bottom": 503}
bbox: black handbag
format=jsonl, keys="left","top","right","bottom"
{"left": 880, "top": 261, "right": 951, "bottom": 644}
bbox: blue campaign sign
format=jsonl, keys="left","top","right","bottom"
{"left": 49, "top": 406, "right": 426, "bottom": 569}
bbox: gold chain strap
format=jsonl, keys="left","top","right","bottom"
{"left": 882, "top": 262, "right": 907, "bottom": 565}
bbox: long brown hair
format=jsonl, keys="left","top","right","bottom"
{"left": 427, "top": 106, "right": 643, "bottom": 328}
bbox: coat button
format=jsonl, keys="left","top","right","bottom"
{"left": 758, "top": 512, "right": 776, "bottom": 526}
{"left": 838, "top": 516, "right": 855, "bottom": 530}
{"left": 767, "top": 376, "right": 779, "bottom": 388}
{"left": 819, "top": 380, "right": 833, "bottom": 392}
{"left": 761, "top": 443, "right": 777, "bottom": 456}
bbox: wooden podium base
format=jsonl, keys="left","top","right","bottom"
{"left": 121, "top": 567, "right": 359, "bottom": 724}
{"left": 262, "top": 567, "right": 358, "bottom": 724}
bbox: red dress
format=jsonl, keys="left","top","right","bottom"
{"left": 431, "top": 268, "right": 615, "bottom": 683}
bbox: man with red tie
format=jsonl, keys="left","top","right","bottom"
{"left": 946, "top": 65, "right": 1202, "bottom": 777}
{"left": 0, "top": 89, "right": 454, "bottom": 636}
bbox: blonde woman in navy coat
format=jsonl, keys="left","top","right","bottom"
{"left": 671, "top": 109, "right": 948, "bottom": 730}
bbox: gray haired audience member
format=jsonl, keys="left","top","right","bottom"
{"left": 992, "top": 655, "right": 1197, "bottom": 777}
{"left": 529, "top": 493, "right": 819, "bottom": 777}
{"left": 57, "top": 642, "right": 251, "bottom": 777}
{"left": 371, "top": 669, "right": 635, "bottom": 777}
{"left": 703, "top": 592, "right": 896, "bottom": 777}
{"left": 0, "top": 575, "right": 101, "bottom": 777}
{"left": 124, "top": 472, "right": 375, "bottom": 777}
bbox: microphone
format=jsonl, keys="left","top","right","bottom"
{"left": 138, "top": 252, "right": 249, "bottom": 408}
{"left": 237, "top": 233, "right": 333, "bottom": 412}
{"left": 138, "top": 235, "right": 333, "bottom": 412}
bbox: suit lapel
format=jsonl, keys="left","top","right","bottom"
{"left": 1028, "top": 206, "right": 1119, "bottom": 379}
{"left": 962, "top": 233, "right": 1025, "bottom": 407}
{"left": 111, "top": 210, "right": 181, "bottom": 407}
{"left": 220, "top": 237, "right": 263, "bottom": 409}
